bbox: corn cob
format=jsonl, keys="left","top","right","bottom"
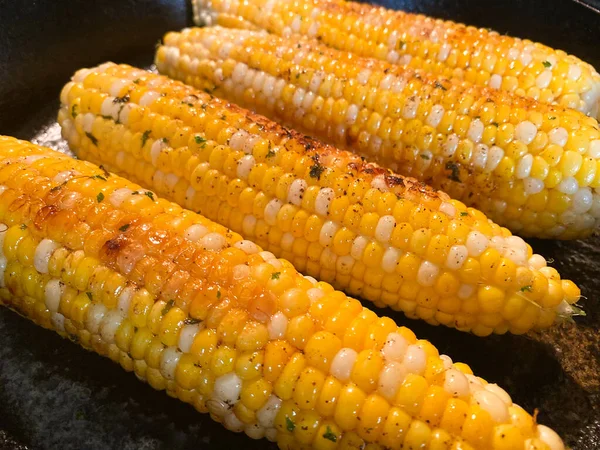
{"left": 58, "top": 62, "right": 581, "bottom": 337}
{"left": 0, "top": 135, "right": 566, "bottom": 450}
{"left": 156, "top": 26, "right": 600, "bottom": 240}
{"left": 191, "top": 0, "right": 600, "bottom": 119}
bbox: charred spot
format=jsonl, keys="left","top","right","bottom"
{"left": 103, "top": 235, "right": 127, "bottom": 253}
{"left": 385, "top": 174, "right": 405, "bottom": 187}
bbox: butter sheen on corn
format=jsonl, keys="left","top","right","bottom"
{"left": 0, "top": 135, "right": 565, "bottom": 450}
{"left": 191, "top": 0, "right": 600, "bottom": 118}
{"left": 156, "top": 26, "right": 600, "bottom": 239}
{"left": 57, "top": 63, "right": 581, "bottom": 337}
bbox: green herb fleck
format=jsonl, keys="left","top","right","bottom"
{"left": 419, "top": 154, "right": 430, "bottom": 160}
{"left": 162, "top": 300, "right": 175, "bottom": 315}
{"left": 75, "top": 411, "right": 86, "bottom": 420}
{"left": 162, "top": 137, "right": 169, "bottom": 144}
{"left": 542, "top": 60, "right": 552, "bottom": 68}
{"left": 309, "top": 163, "right": 325, "bottom": 179}
{"left": 216, "top": 290, "right": 221, "bottom": 299}
{"left": 141, "top": 130, "right": 151, "bottom": 147}
{"left": 71, "top": 104, "right": 78, "bottom": 118}
{"left": 221, "top": 114, "right": 227, "bottom": 120}
{"left": 86, "top": 292, "right": 93, "bottom": 300}
{"left": 285, "top": 417, "right": 295, "bottom": 432}
{"left": 19, "top": 224, "right": 27, "bottom": 230}
{"left": 322, "top": 426, "right": 337, "bottom": 442}
{"left": 97, "top": 192, "right": 105, "bottom": 203}
{"left": 271, "top": 272, "right": 281, "bottom": 280}
{"left": 491, "top": 122, "right": 499, "bottom": 127}
{"left": 144, "top": 191, "right": 155, "bottom": 201}
{"left": 460, "top": 211, "right": 468, "bottom": 216}
{"left": 446, "top": 161, "right": 461, "bottom": 182}
{"left": 133, "top": 78, "right": 141, "bottom": 84}
{"left": 547, "top": 258, "right": 555, "bottom": 264}
{"left": 101, "top": 115, "right": 113, "bottom": 120}
{"left": 549, "top": 116, "right": 557, "bottom": 120}
{"left": 119, "top": 224, "right": 130, "bottom": 232}
{"left": 520, "top": 285, "right": 533, "bottom": 292}
{"left": 91, "top": 174, "right": 107, "bottom": 181}
{"left": 434, "top": 81, "right": 447, "bottom": 91}
{"left": 398, "top": 40, "right": 406, "bottom": 49}
{"left": 85, "top": 132, "right": 98, "bottom": 146}
{"left": 194, "top": 135, "right": 207, "bottom": 147}
{"left": 266, "top": 142, "right": 276, "bottom": 158}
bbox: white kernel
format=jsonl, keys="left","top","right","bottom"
{"left": 109, "top": 187, "right": 134, "bottom": 207}
{"left": 378, "top": 362, "right": 407, "bottom": 401}
{"left": 523, "top": 177, "right": 545, "bottom": 195}
{"left": 116, "top": 286, "right": 134, "bottom": 315}
{"left": 81, "top": 113, "right": 95, "bottom": 134}
{"left": 402, "top": 97, "right": 419, "bottom": 119}
{"left": 486, "top": 146, "right": 505, "bottom": 171}
{"left": 236, "top": 155, "right": 255, "bottom": 179}
{"left": 425, "top": 104, "right": 445, "bottom": 128}
{"left": 515, "top": 121, "right": 537, "bottom": 145}
{"left": 381, "top": 248, "right": 401, "bottom": 273}
{"left": 184, "top": 224, "right": 209, "bottom": 242}
{"left": 139, "top": 90, "right": 160, "bottom": 107}
{"left": 381, "top": 332, "right": 408, "bottom": 362}
{"left": 150, "top": 139, "right": 167, "bottom": 166}
{"left": 572, "top": 187, "right": 593, "bottom": 213}
{"left": 528, "top": 254, "right": 547, "bottom": 270}
{"left": 403, "top": 345, "right": 427, "bottom": 374}
{"left": 214, "top": 372, "right": 242, "bottom": 405}
{"left": 178, "top": 322, "right": 202, "bottom": 353}
{"left": 442, "top": 134, "right": 459, "bottom": 157}
{"left": 309, "top": 72, "right": 324, "bottom": 92}
{"left": 206, "top": 399, "right": 228, "bottom": 417}
{"left": 548, "top": 127, "right": 568, "bottom": 146}
{"left": 44, "top": 279, "right": 64, "bottom": 313}
{"left": 519, "top": 52, "right": 533, "bottom": 67}
{"left": 444, "top": 368, "right": 470, "bottom": 397}
{"left": 232, "top": 62, "right": 248, "bottom": 83}
{"left": 557, "top": 176, "right": 579, "bottom": 194}
{"left": 307, "top": 287, "right": 325, "bottom": 303}
{"left": 60, "top": 82, "right": 75, "bottom": 105}
{"left": 267, "top": 312, "right": 288, "bottom": 339}
{"left": 200, "top": 232, "right": 227, "bottom": 251}
{"left": 489, "top": 74, "right": 502, "bottom": 89}
{"left": 375, "top": 215, "right": 396, "bottom": 243}
{"left": 346, "top": 104, "right": 359, "bottom": 124}
{"left": 472, "top": 390, "right": 509, "bottom": 423}
{"left": 567, "top": 64, "right": 582, "bottom": 81}
{"left": 51, "top": 313, "right": 66, "bottom": 332}
{"left": 229, "top": 130, "right": 249, "bottom": 151}
{"left": 34, "top": 239, "right": 60, "bottom": 274}
{"left": 588, "top": 140, "right": 600, "bottom": 159}
{"left": 292, "top": 88, "right": 305, "bottom": 109}
{"left": 465, "top": 374, "right": 484, "bottom": 392}
{"left": 371, "top": 175, "right": 388, "bottom": 190}
{"left": 232, "top": 264, "right": 250, "bottom": 280}
{"left": 313, "top": 188, "right": 334, "bottom": 217}
{"left": 287, "top": 179, "right": 307, "bottom": 206}
{"left": 439, "top": 202, "right": 456, "bottom": 217}
{"left": 73, "top": 68, "right": 91, "bottom": 83}
{"left": 485, "top": 384, "right": 512, "bottom": 405}
{"left": 330, "top": 348, "right": 358, "bottom": 381}
{"left": 457, "top": 284, "right": 475, "bottom": 299}
{"left": 351, "top": 236, "right": 369, "bottom": 260}
{"left": 516, "top": 154, "right": 533, "bottom": 179}
{"left": 536, "top": 70, "right": 552, "bottom": 89}
{"left": 437, "top": 43, "right": 451, "bottom": 62}
{"left": 85, "top": 303, "right": 107, "bottom": 335}
{"left": 472, "top": 144, "right": 489, "bottom": 169}
{"left": 233, "top": 240, "right": 260, "bottom": 255}
{"left": 99, "top": 310, "right": 123, "bottom": 345}
{"left": 446, "top": 245, "right": 468, "bottom": 270}
{"left": 264, "top": 199, "right": 283, "bottom": 226}
{"left": 417, "top": 261, "right": 439, "bottom": 287}
{"left": 224, "top": 412, "right": 245, "bottom": 433}
{"left": 466, "top": 231, "right": 489, "bottom": 256}
{"left": 319, "top": 221, "right": 338, "bottom": 247}
{"left": 467, "top": 119, "right": 484, "bottom": 143}
{"left": 357, "top": 69, "right": 371, "bottom": 85}
{"left": 537, "top": 425, "right": 565, "bottom": 450}
{"left": 440, "top": 355, "right": 453, "bottom": 370}
{"left": 256, "top": 395, "right": 282, "bottom": 428}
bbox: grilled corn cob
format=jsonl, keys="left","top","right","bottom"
{"left": 58, "top": 63, "right": 581, "bottom": 336}
{"left": 156, "top": 26, "right": 600, "bottom": 239}
{"left": 0, "top": 135, "right": 566, "bottom": 450}
{"left": 191, "top": 0, "right": 600, "bottom": 118}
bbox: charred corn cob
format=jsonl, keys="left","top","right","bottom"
{"left": 0, "top": 135, "right": 566, "bottom": 450}
{"left": 58, "top": 63, "right": 582, "bottom": 336}
{"left": 191, "top": 0, "right": 600, "bottom": 118}
{"left": 156, "top": 26, "right": 600, "bottom": 239}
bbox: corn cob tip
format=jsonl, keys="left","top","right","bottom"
{"left": 0, "top": 134, "right": 566, "bottom": 450}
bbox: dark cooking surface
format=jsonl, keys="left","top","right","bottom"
{"left": 0, "top": 0, "right": 599, "bottom": 449}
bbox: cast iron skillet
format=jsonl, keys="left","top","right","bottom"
{"left": 0, "top": 1, "right": 599, "bottom": 449}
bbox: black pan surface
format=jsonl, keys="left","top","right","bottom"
{"left": 0, "top": 0, "right": 599, "bottom": 449}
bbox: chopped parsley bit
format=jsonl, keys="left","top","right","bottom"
{"left": 419, "top": 154, "right": 430, "bottom": 160}
{"left": 162, "top": 137, "right": 169, "bottom": 144}
{"left": 445, "top": 161, "right": 461, "bottom": 182}
{"left": 184, "top": 318, "right": 201, "bottom": 325}
{"left": 113, "top": 95, "right": 130, "bottom": 104}
{"left": 19, "top": 223, "right": 27, "bottom": 230}
{"left": 547, "top": 258, "right": 555, "bottom": 264}
{"left": 71, "top": 104, "right": 78, "bottom": 118}
{"left": 181, "top": 101, "right": 194, "bottom": 107}
{"left": 309, "top": 163, "right": 325, "bottom": 179}
{"left": 99, "top": 165, "right": 110, "bottom": 177}
{"left": 86, "top": 292, "right": 93, "bottom": 300}
{"left": 271, "top": 272, "right": 281, "bottom": 280}
{"left": 398, "top": 40, "right": 406, "bottom": 49}
{"left": 542, "top": 60, "right": 552, "bottom": 68}
{"left": 194, "top": 135, "right": 207, "bottom": 147}
{"left": 96, "top": 192, "right": 105, "bottom": 203}
{"left": 285, "top": 417, "right": 296, "bottom": 432}
{"left": 491, "top": 122, "right": 499, "bottom": 127}
{"left": 101, "top": 115, "right": 113, "bottom": 121}
{"left": 119, "top": 224, "right": 130, "bottom": 232}
{"left": 144, "top": 191, "right": 155, "bottom": 201}
{"left": 266, "top": 142, "right": 276, "bottom": 158}
{"left": 322, "top": 426, "right": 337, "bottom": 442}
{"left": 460, "top": 211, "right": 468, "bottom": 216}
{"left": 133, "top": 78, "right": 141, "bottom": 84}
{"left": 162, "top": 300, "right": 175, "bottom": 315}
{"left": 141, "top": 130, "right": 151, "bottom": 147}
{"left": 91, "top": 174, "right": 107, "bottom": 181}
{"left": 85, "top": 132, "right": 98, "bottom": 146}
{"left": 221, "top": 114, "right": 227, "bottom": 120}
{"left": 520, "top": 285, "right": 533, "bottom": 292}
{"left": 549, "top": 116, "right": 557, "bottom": 120}
{"left": 216, "top": 290, "right": 222, "bottom": 299}
{"left": 434, "top": 81, "right": 447, "bottom": 91}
